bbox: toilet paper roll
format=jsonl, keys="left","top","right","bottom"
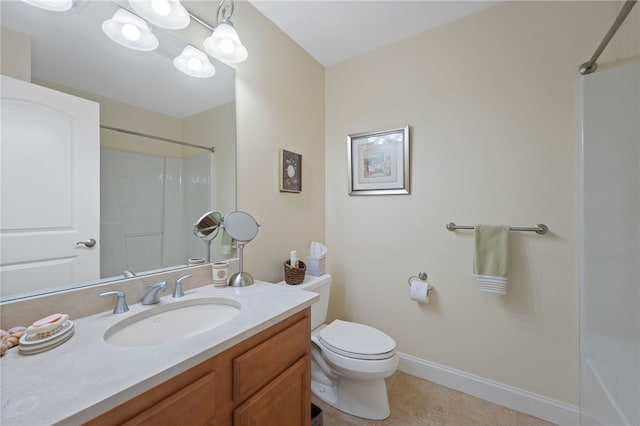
{"left": 410, "top": 279, "right": 430, "bottom": 304}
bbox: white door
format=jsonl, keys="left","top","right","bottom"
{"left": 1, "top": 75, "right": 100, "bottom": 299}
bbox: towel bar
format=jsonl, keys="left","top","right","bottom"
{"left": 446, "top": 222, "right": 548, "bottom": 235}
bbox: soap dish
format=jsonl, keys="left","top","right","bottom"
{"left": 19, "top": 320, "right": 75, "bottom": 355}
{"left": 24, "top": 314, "right": 69, "bottom": 339}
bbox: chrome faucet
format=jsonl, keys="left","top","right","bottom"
{"left": 173, "top": 274, "right": 192, "bottom": 298}
{"left": 123, "top": 270, "right": 136, "bottom": 278}
{"left": 100, "top": 290, "right": 130, "bottom": 314}
{"left": 141, "top": 281, "right": 167, "bottom": 305}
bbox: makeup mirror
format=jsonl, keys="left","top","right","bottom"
{"left": 224, "top": 211, "right": 259, "bottom": 287}
{"left": 194, "top": 211, "right": 223, "bottom": 241}
{"left": 193, "top": 211, "right": 223, "bottom": 262}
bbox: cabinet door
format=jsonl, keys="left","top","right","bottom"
{"left": 122, "top": 372, "right": 216, "bottom": 426}
{"left": 233, "top": 356, "right": 311, "bottom": 426}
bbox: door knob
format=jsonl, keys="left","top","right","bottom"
{"left": 76, "top": 238, "right": 96, "bottom": 248}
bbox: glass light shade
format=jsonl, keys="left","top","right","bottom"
{"left": 102, "top": 9, "right": 159, "bottom": 52}
{"left": 129, "top": 0, "right": 190, "bottom": 30}
{"left": 20, "top": 0, "right": 73, "bottom": 11}
{"left": 203, "top": 22, "right": 248, "bottom": 64}
{"left": 173, "top": 46, "right": 216, "bottom": 78}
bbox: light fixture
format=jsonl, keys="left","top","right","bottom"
{"left": 174, "top": 46, "right": 216, "bottom": 78}
{"left": 26, "top": 0, "right": 247, "bottom": 78}
{"left": 203, "top": 0, "right": 248, "bottom": 64}
{"left": 102, "top": 8, "right": 159, "bottom": 52}
{"left": 129, "top": 0, "right": 190, "bottom": 30}
{"left": 20, "top": 0, "right": 73, "bottom": 12}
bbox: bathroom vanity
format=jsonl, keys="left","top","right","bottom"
{"left": 0, "top": 267, "right": 317, "bottom": 426}
{"left": 88, "top": 308, "right": 310, "bottom": 425}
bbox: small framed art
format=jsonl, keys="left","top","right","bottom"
{"left": 280, "top": 149, "right": 302, "bottom": 193}
{"left": 347, "top": 125, "right": 410, "bottom": 195}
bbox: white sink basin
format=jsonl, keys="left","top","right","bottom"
{"left": 104, "top": 298, "right": 241, "bottom": 347}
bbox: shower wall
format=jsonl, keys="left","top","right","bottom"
{"left": 182, "top": 153, "right": 215, "bottom": 262}
{"left": 580, "top": 61, "right": 639, "bottom": 426}
{"left": 100, "top": 148, "right": 212, "bottom": 278}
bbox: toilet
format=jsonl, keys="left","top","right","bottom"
{"left": 281, "top": 274, "right": 398, "bottom": 420}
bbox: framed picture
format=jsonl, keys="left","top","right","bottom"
{"left": 347, "top": 125, "right": 410, "bottom": 195}
{"left": 280, "top": 149, "right": 302, "bottom": 193}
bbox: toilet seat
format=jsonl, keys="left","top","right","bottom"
{"left": 318, "top": 320, "right": 396, "bottom": 360}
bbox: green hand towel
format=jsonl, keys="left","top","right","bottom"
{"left": 473, "top": 224, "right": 510, "bottom": 294}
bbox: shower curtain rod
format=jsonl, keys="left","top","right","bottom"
{"left": 579, "top": 0, "right": 637, "bottom": 75}
{"left": 100, "top": 125, "right": 215, "bottom": 153}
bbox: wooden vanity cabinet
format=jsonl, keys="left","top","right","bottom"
{"left": 86, "top": 308, "right": 311, "bottom": 426}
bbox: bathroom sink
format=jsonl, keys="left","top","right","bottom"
{"left": 104, "top": 298, "right": 241, "bottom": 347}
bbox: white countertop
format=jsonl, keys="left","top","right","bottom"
{"left": 0, "top": 281, "right": 318, "bottom": 426}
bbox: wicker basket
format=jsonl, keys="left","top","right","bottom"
{"left": 284, "top": 260, "right": 306, "bottom": 285}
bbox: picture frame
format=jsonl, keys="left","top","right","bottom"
{"left": 347, "top": 125, "right": 410, "bottom": 195}
{"left": 280, "top": 149, "right": 302, "bottom": 193}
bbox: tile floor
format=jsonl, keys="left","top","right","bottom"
{"left": 311, "top": 371, "right": 556, "bottom": 426}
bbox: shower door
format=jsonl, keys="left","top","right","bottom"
{"left": 580, "top": 61, "right": 639, "bottom": 426}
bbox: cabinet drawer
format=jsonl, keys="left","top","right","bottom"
{"left": 122, "top": 372, "right": 216, "bottom": 426}
{"left": 233, "top": 316, "right": 309, "bottom": 401}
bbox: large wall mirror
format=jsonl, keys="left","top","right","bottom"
{"left": 1, "top": 0, "right": 236, "bottom": 301}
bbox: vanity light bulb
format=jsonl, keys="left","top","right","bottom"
{"left": 219, "top": 39, "right": 235, "bottom": 55}
{"left": 173, "top": 45, "right": 215, "bottom": 78}
{"left": 103, "top": 8, "right": 158, "bottom": 51}
{"left": 121, "top": 23, "right": 141, "bottom": 41}
{"left": 129, "top": 0, "right": 189, "bottom": 29}
{"left": 20, "top": 0, "right": 73, "bottom": 12}
{"left": 203, "top": 22, "right": 247, "bottom": 64}
{"left": 187, "top": 57, "right": 202, "bottom": 72}
{"left": 151, "top": 0, "right": 171, "bottom": 16}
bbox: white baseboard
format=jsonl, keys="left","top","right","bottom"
{"left": 397, "top": 352, "right": 579, "bottom": 426}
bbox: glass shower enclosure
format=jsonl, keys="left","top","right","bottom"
{"left": 580, "top": 61, "right": 639, "bottom": 426}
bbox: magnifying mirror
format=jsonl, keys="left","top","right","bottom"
{"left": 224, "top": 211, "right": 259, "bottom": 287}
{"left": 193, "top": 211, "right": 223, "bottom": 262}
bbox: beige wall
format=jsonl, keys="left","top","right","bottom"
{"left": 183, "top": 101, "right": 237, "bottom": 211}
{"left": 233, "top": 1, "right": 326, "bottom": 283}
{"left": 324, "top": 1, "right": 639, "bottom": 405}
{"left": 0, "top": 27, "right": 30, "bottom": 81}
{"left": 183, "top": 101, "right": 237, "bottom": 257}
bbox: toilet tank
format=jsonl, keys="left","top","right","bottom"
{"left": 288, "top": 274, "right": 331, "bottom": 330}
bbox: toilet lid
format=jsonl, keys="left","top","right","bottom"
{"left": 318, "top": 320, "right": 396, "bottom": 360}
